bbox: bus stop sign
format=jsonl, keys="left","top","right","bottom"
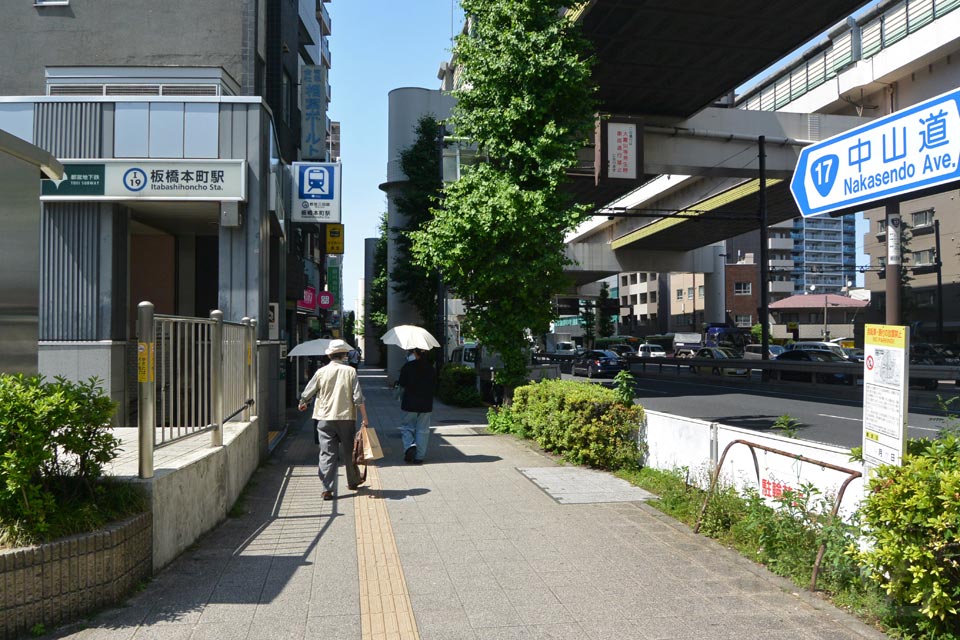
{"left": 790, "top": 87, "right": 960, "bottom": 217}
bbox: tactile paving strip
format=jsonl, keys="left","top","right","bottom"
{"left": 354, "top": 463, "right": 421, "bottom": 640}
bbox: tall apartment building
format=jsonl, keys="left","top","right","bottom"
{"left": 618, "top": 272, "right": 663, "bottom": 335}
{"left": 791, "top": 215, "right": 857, "bottom": 296}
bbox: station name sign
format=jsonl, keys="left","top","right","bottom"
{"left": 791, "top": 87, "right": 960, "bottom": 217}
{"left": 41, "top": 159, "right": 246, "bottom": 201}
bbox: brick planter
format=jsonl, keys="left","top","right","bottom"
{"left": 1, "top": 512, "right": 151, "bottom": 639}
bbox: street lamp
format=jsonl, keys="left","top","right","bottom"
{"left": 810, "top": 284, "right": 828, "bottom": 339}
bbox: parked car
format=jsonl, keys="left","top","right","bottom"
{"left": 842, "top": 347, "right": 864, "bottom": 363}
{"left": 786, "top": 341, "right": 849, "bottom": 359}
{"left": 607, "top": 343, "right": 638, "bottom": 358}
{"left": 635, "top": 343, "right": 667, "bottom": 358}
{"left": 689, "top": 347, "right": 749, "bottom": 377}
{"left": 571, "top": 350, "right": 629, "bottom": 378}
{"left": 743, "top": 344, "right": 785, "bottom": 359}
{"left": 774, "top": 350, "right": 853, "bottom": 385}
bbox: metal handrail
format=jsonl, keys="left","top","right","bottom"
{"left": 693, "top": 438, "right": 862, "bottom": 592}
{"left": 137, "top": 303, "right": 258, "bottom": 478}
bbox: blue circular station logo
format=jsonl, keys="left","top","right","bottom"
{"left": 123, "top": 168, "right": 148, "bottom": 192}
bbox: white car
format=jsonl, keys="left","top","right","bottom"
{"left": 636, "top": 343, "right": 667, "bottom": 358}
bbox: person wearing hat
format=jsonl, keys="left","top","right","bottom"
{"left": 298, "top": 339, "right": 369, "bottom": 499}
{"left": 396, "top": 348, "right": 437, "bottom": 464}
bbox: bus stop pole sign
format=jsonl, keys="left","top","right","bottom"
{"left": 790, "top": 87, "right": 960, "bottom": 217}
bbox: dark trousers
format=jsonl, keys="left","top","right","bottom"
{"left": 316, "top": 419, "right": 362, "bottom": 492}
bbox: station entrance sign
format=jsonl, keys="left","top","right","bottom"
{"left": 791, "top": 87, "right": 960, "bottom": 217}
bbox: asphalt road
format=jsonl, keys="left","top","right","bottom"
{"left": 562, "top": 369, "right": 957, "bottom": 449}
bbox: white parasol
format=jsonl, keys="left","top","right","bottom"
{"left": 380, "top": 325, "right": 441, "bottom": 351}
{"left": 287, "top": 338, "right": 355, "bottom": 357}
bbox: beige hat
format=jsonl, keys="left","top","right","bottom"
{"left": 325, "top": 339, "right": 352, "bottom": 355}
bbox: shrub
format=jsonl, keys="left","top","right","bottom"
{"left": 0, "top": 374, "right": 123, "bottom": 544}
{"left": 853, "top": 433, "right": 960, "bottom": 638}
{"left": 438, "top": 364, "right": 483, "bottom": 407}
{"left": 505, "top": 379, "right": 645, "bottom": 470}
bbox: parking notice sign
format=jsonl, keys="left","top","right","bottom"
{"left": 293, "top": 162, "right": 341, "bottom": 223}
{"left": 862, "top": 324, "right": 909, "bottom": 467}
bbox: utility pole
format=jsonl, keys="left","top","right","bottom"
{"left": 935, "top": 219, "right": 944, "bottom": 342}
{"left": 758, "top": 136, "right": 770, "bottom": 366}
{"left": 885, "top": 203, "right": 901, "bottom": 325}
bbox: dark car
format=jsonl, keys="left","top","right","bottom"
{"left": 775, "top": 349, "right": 853, "bottom": 385}
{"left": 689, "top": 347, "right": 749, "bottom": 377}
{"left": 843, "top": 347, "right": 865, "bottom": 363}
{"left": 607, "top": 343, "right": 638, "bottom": 358}
{"left": 571, "top": 350, "right": 628, "bottom": 378}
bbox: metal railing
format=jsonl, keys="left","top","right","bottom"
{"left": 739, "top": 0, "right": 960, "bottom": 112}
{"left": 136, "top": 302, "right": 257, "bottom": 478}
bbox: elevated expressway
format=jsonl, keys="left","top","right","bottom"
{"left": 562, "top": 0, "right": 874, "bottom": 319}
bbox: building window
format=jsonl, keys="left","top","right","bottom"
{"left": 876, "top": 219, "right": 886, "bottom": 233}
{"left": 639, "top": 272, "right": 647, "bottom": 283}
{"left": 621, "top": 275, "right": 628, "bottom": 287}
{"left": 676, "top": 289, "right": 684, "bottom": 301}
{"left": 629, "top": 273, "right": 638, "bottom": 285}
{"left": 911, "top": 209, "right": 934, "bottom": 228}
{"left": 734, "top": 282, "right": 752, "bottom": 295}
{"left": 913, "top": 248, "right": 936, "bottom": 266}
{"left": 620, "top": 296, "right": 628, "bottom": 306}
{"left": 808, "top": 313, "right": 821, "bottom": 324}
{"left": 878, "top": 257, "right": 886, "bottom": 268}
{"left": 649, "top": 291, "right": 657, "bottom": 303}
{"left": 735, "top": 314, "right": 752, "bottom": 327}
{"left": 639, "top": 293, "right": 647, "bottom": 304}
{"left": 629, "top": 294, "right": 638, "bottom": 305}
{"left": 697, "top": 285, "right": 704, "bottom": 299}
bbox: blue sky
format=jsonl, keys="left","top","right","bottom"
{"left": 329, "top": 1, "right": 463, "bottom": 312}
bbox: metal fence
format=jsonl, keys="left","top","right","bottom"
{"left": 739, "top": 0, "right": 960, "bottom": 112}
{"left": 136, "top": 302, "right": 257, "bottom": 478}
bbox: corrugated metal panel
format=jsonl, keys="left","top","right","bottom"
{"left": 35, "top": 102, "right": 102, "bottom": 158}
{"left": 39, "top": 203, "right": 101, "bottom": 341}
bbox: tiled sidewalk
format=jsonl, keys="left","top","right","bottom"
{"left": 51, "top": 367, "right": 887, "bottom": 640}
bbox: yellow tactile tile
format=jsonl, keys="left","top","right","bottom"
{"left": 355, "top": 463, "right": 421, "bottom": 640}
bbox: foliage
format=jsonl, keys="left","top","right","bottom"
{"left": 412, "top": 0, "right": 596, "bottom": 390}
{"left": 853, "top": 433, "right": 960, "bottom": 638}
{"left": 613, "top": 370, "right": 635, "bottom": 407}
{"left": 597, "top": 282, "right": 615, "bottom": 339}
{"left": 392, "top": 116, "right": 443, "bottom": 327}
{"left": 367, "top": 213, "right": 390, "bottom": 361}
{"left": 344, "top": 310, "right": 357, "bottom": 342}
{"left": 0, "top": 375, "right": 145, "bottom": 546}
{"left": 438, "top": 364, "right": 484, "bottom": 407}
{"left": 750, "top": 323, "right": 763, "bottom": 344}
{"left": 772, "top": 414, "right": 801, "bottom": 438}
{"left": 495, "top": 379, "right": 644, "bottom": 470}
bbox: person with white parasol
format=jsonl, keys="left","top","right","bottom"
{"left": 381, "top": 326, "right": 440, "bottom": 464}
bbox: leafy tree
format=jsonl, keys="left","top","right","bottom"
{"left": 751, "top": 323, "right": 763, "bottom": 344}
{"left": 412, "top": 0, "right": 595, "bottom": 389}
{"left": 597, "top": 282, "right": 615, "bottom": 338}
{"left": 392, "top": 116, "right": 443, "bottom": 328}
{"left": 367, "top": 213, "right": 389, "bottom": 361}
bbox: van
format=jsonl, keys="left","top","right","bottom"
{"left": 787, "top": 341, "right": 848, "bottom": 359}
{"left": 636, "top": 343, "right": 667, "bottom": 358}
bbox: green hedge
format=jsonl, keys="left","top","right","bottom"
{"left": 437, "top": 364, "right": 483, "bottom": 407}
{"left": 487, "top": 378, "right": 644, "bottom": 470}
{"left": 854, "top": 433, "right": 960, "bottom": 638}
{"left": 0, "top": 374, "right": 139, "bottom": 546}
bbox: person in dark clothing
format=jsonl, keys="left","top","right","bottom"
{"left": 397, "top": 349, "right": 437, "bottom": 464}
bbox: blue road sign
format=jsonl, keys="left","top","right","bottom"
{"left": 791, "top": 87, "right": 960, "bottom": 217}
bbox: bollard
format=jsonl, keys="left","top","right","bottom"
{"left": 137, "top": 302, "right": 156, "bottom": 479}
{"left": 211, "top": 310, "right": 224, "bottom": 447}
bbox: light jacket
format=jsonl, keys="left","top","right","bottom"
{"left": 300, "top": 360, "right": 364, "bottom": 421}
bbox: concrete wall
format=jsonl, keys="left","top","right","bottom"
{"left": 0, "top": 151, "right": 40, "bottom": 374}
{"left": 644, "top": 410, "right": 864, "bottom": 519}
{"left": 0, "top": 2, "right": 247, "bottom": 95}
{"left": 149, "top": 419, "right": 260, "bottom": 571}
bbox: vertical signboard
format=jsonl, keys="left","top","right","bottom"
{"left": 607, "top": 122, "right": 638, "bottom": 179}
{"left": 300, "top": 65, "right": 328, "bottom": 161}
{"left": 326, "top": 223, "right": 344, "bottom": 254}
{"left": 292, "top": 162, "right": 341, "bottom": 223}
{"left": 297, "top": 286, "right": 317, "bottom": 312}
{"left": 862, "top": 324, "right": 909, "bottom": 467}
